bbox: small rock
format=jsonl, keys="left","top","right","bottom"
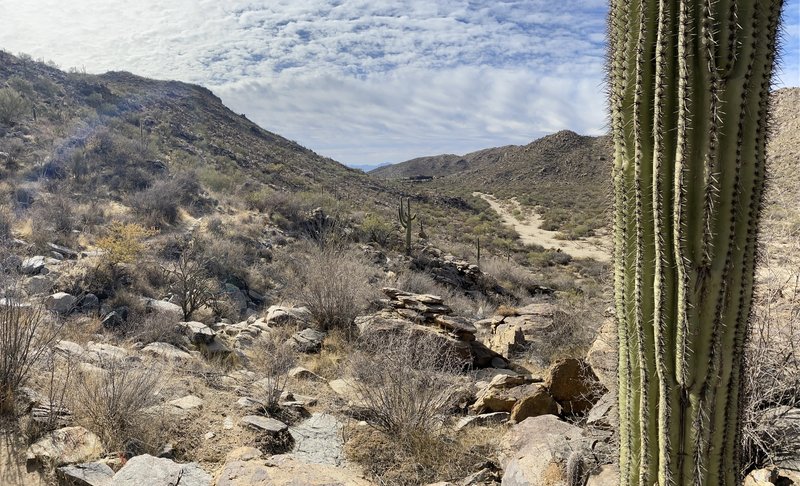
{"left": 288, "top": 328, "right": 326, "bottom": 353}
{"left": 21, "top": 255, "right": 46, "bottom": 275}
{"left": 455, "top": 412, "right": 510, "bottom": 430}
{"left": 242, "top": 415, "right": 288, "bottom": 434}
{"left": 510, "top": 386, "right": 560, "bottom": 422}
{"left": 142, "top": 342, "right": 194, "bottom": 363}
{"left": 169, "top": 395, "right": 204, "bottom": 411}
{"left": 27, "top": 426, "right": 103, "bottom": 467}
{"left": 744, "top": 467, "right": 779, "bottom": 486}
{"left": 45, "top": 292, "right": 77, "bottom": 314}
{"left": 545, "top": 358, "right": 605, "bottom": 415}
{"left": 80, "top": 293, "right": 100, "bottom": 312}
{"left": 57, "top": 462, "right": 114, "bottom": 486}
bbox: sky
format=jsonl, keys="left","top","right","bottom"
{"left": 0, "top": 1, "right": 797, "bottom": 168}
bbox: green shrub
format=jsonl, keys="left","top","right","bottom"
{"left": 0, "top": 88, "right": 28, "bottom": 126}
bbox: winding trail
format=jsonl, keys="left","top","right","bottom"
{"left": 475, "top": 192, "right": 611, "bottom": 262}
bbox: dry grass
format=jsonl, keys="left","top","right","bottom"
{"left": 0, "top": 300, "right": 61, "bottom": 415}
{"left": 348, "top": 330, "right": 468, "bottom": 436}
{"left": 250, "top": 330, "right": 297, "bottom": 413}
{"left": 69, "top": 357, "right": 165, "bottom": 454}
{"left": 345, "top": 424, "right": 500, "bottom": 486}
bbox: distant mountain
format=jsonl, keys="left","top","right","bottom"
{"left": 371, "top": 130, "right": 612, "bottom": 238}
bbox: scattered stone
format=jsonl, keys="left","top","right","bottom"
{"left": 47, "top": 242, "right": 80, "bottom": 259}
{"left": 55, "top": 340, "right": 85, "bottom": 358}
{"left": 86, "top": 342, "right": 128, "bottom": 362}
{"left": 142, "top": 342, "right": 194, "bottom": 363}
{"left": 169, "top": 395, "right": 204, "bottom": 411}
{"left": 45, "top": 292, "right": 77, "bottom": 314}
{"left": 179, "top": 321, "right": 216, "bottom": 344}
{"left": 80, "top": 293, "right": 100, "bottom": 312}
{"left": 109, "top": 454, "right": 211, "bottom": 486}
{"left": 545, "top": 358, "right": 605, "bottom": 415}
{"left": 215, "top": 455, "right": 373, "bottom": 486}
{"left": 586, "top": 465, "right": 619, "bottom": 486}
{"left": 265, "top": 305, "right": 311, "bottom": 327}
{"left": 143, "top": 298, "right": 183, "bottom": 322}
{"left": 287, "top": 328, "right": 326, "bottom": 353}
{"left": 744, "top": 467, "right": 779, "bottom": 486}
{"left": 21, "top": 255, "right": 46, "bottom": 275}
{"left": 57, "top": 462, "right": 114, "bottom": 486}
{"left": 101, "top": 309, "right": 127, "bottom": 329}
{"left": 289, "top": 366, "right": 325, "bottom": 382}
{"left": 455, "top": 412, "right": 510, "bottom": 430}
{"left": 27, "top": 426, "right": 103, "bottom": 467}
{"left": 242, "top": 415, "right": 288, "bottom": 434}
{"left": 289, "top": 413, "right": 346, "bottom": 466}
{"left": 510, "top": 386, "right": 560, "bottom": 423}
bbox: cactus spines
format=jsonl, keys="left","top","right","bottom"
{"left": 609, "top": 0, "right": 783, "bottom": 485}
{"left": 398, "top": 197, "right": 416, "bottom": 255}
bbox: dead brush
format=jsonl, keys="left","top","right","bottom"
{"left": 69, "top": 356, "right": 165, "bottom": 454}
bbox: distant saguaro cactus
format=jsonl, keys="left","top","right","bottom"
{"left": 398, "top": 197, "right": 416, "bottom": 255}
{"left": 609, "top": 0, "right": 783, "bottom": 485}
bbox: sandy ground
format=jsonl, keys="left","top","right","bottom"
{"left": 475, "top": 192, "right": 611, "bottom": 262}
{"left": 0, "top": 430, "right": 45, "bottom": 486}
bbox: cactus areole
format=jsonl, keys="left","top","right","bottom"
{"left": 609, "top": 0, "right": 783, "bottom": 484}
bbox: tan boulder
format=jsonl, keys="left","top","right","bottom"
{"left": 546, "top": 358, "right": 605, "bottom": 415}
{"left": 26, "top": 426, "right": 103, "bottom": 467}
{"left": 510, "top": 385, "right": 559, "bottom": 422}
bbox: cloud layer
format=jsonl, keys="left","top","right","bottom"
{"left": 0, "top": 0, "right": 796, "bottom": 166}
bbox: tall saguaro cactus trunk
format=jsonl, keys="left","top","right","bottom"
{"left": 399, "top": 197, "right": 416, "bottom": 255}
{"left": 609, "top": 0, "right": 783, "bottom": 484}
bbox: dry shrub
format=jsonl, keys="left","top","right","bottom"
{"left": 0, "top": 301, "right": 60, "bottom": 414}
{"left": 161, "top": 248, "right": 214, "bottom": 320}
{"left": 295, "top": 246, "right": 377, "bottom": 332}
{"left": 742, "top": 270, "right": 800, "bottom": 470}
{"left": 97, "top": 221, "right": 156, "bottom": 268}
{"left": 481, "top": 256, "right": 541, "bottom": 296}
{"left": 345, "top": 424, "right": 498, "bottom": 486}
{"left": 529, "top": 292, "right": 601, "bottom": 367}
{"left": 70, "top": 357, "right": 164, "bottom": 453}
{"left": 349, "top": 330, "right": 468, "bottom": 436}
{"left": 250, "top": 330, "right": 297, "bottom": 413}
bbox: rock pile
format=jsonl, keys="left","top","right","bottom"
{"left": 356, "top": 288, "right": 507, "bottom": 368}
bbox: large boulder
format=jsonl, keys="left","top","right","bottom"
{"left": 26, "top": 426, "right": 103, "bottom": 467}
{"left": 110, "top": 454, "right": 211, "bottom": 486}
{"left": 215, "top": 454, "right": 373, "bottom": 486}
{"left": 289, "top": 413, "right": 346, "bottom": 466}
{"left": 142, "top": 342, "right": 195, "bottom": 363}
{"left": 500, "top": 415, "right": 588, "bottom": 486}
{"left": 545, "top": 358, "right": 605, "bottom": 415}
{"left": 510, "top": 386, "right": 560, "bottom": 423}
{"left": 265, "top": 306, "right": 312, "bottom": 327}
{"left": 21, "top": 256, "right": 46, "bottom": 275}
{"left": 45, "top": 292, "right": 77, "bottom": 314}
{"left": 143, "top": 298, "right": 183, "bottom": 322}
{"left": 179, "top": 321, "right": 216, "bottom": 344}
{"left": 287, "top": 328, "right": 326, "bottom": 353}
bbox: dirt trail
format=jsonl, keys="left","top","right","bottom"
{"left": 475, "top": 192, "right": 611, "bottom": 262}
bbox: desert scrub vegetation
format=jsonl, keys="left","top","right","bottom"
{"left": 96, "top": 221, "right": 156, "bottom": 268}
{"left": 0, "top": 87, "right": 29, "bottom": 126}
{"left": 70, "top": 357, "right": 164, "bottom": 454}
{"left": 0, "top": 300, "right": 60, "bottom": 414}
{"left": 250, "top": 330, "right": 297, "bottom": 413}
{"left": 345, "top": 331, "right": 495, "bottom": 485}
{"left": 293, "top": 245, "right": 379, "bottom": 332}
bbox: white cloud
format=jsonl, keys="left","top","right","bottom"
{"left": 3, "top": 0, "right": 792, "bottom": 166}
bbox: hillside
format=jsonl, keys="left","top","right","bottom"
{"left": 372, "top": 130, "right": 612, "bottom": 239}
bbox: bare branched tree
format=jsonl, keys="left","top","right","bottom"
{"left": 162, "top": 246, "right": 214, "bottom": 320}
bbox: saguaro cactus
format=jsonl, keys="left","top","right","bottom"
{"left": 609, "top": 1, "right": 783, "bottom": 485}
{"left": 398, "top": 197, "right": 416, "bottom": 255}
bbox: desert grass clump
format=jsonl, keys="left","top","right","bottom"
{"left": 0, "top": 87, "right": 29, "bottom": 126}
{"left": 349, "top": 330, "right": 467, "bottom": 437}
{"left": 251, "top": 330, "right": 297, "bottom": 413}
{"left": 0, "top": 301, "right": 60, "bottom": 415}
{"left": 70, "top": 357, "right": 163, "bottom": 453}
{"left": 296, "top": 246, "right": 377, "bottom": 332}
